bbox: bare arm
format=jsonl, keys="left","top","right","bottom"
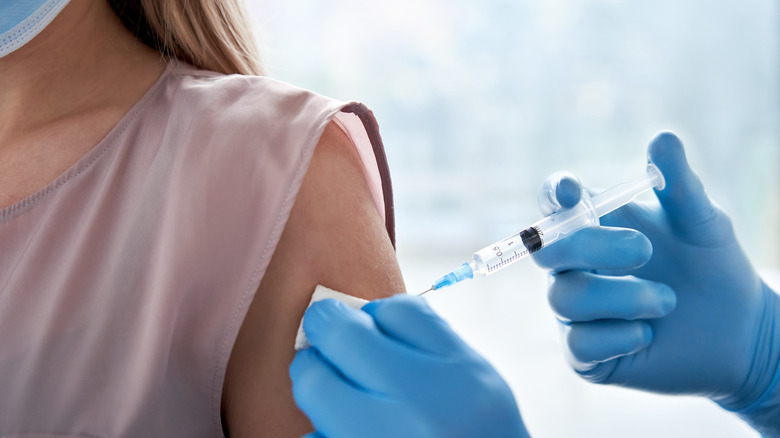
{"left": 221, "top": 121, "right": 405, "bottom": 437}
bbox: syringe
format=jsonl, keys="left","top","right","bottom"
{"left": 420, "top": 163, "right": 665, "bottom": 295}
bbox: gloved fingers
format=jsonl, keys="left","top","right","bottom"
{"left": 302, "top": 434, "right": 326, "bottom": 438}
{"left": 533, "top": 226, "right": 652, "bottom": 273}
{"left": 301, "top": 299, "right": 422, "bottom": 394}
{"left": 647, "top": 132, "right": 731, "bottom": 242}
{"left": 537, "top": 171, "right": 583, "bottom": 216}
{"left": 548, "top": 271, "right": 676, "bottom": 322}
{"left": 360, "top": 295, "right": 468, "bottom": 357}
{"left": 562, "top": 319, "right": 653, "bottom": 364}
{"left": 290, "top": 348, "right": 394, "bottom": 438}
{"left": 290, "top": 348, "right": 365, "bottom": 427}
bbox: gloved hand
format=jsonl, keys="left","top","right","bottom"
{"left": 290, "top": 295, "right": 530, "bottom": 438}
{"left": 533, "top": 132, "right": 780, "bottom": 436}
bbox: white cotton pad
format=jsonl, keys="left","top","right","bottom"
{"left": 295, "top": 285, "right": 369, "bottom": 350}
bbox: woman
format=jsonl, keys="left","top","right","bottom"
{"left": 0, "top": 0, "right": 405, "bottom": 436}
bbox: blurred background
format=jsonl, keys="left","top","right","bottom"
{"left": 248, "top": 0, "right": 778, "bottom": 436}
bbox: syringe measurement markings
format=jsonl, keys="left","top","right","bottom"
{"left": 486, "top": 249, "right": 529, "bottom": 273}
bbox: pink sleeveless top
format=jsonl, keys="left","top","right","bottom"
{"left": 0, "top": 61, "right": 394, "bottom": 437}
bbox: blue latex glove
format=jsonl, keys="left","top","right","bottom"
{"left": 533, "top": 132, "right": 780, "bottom": 435}
{"left": 290, "top": 295, "right": 530, "bottom": 438}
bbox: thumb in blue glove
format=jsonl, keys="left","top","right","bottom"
{"left": 289, "top": 295, "right": 530, "bottom": 438}
{"left": 534, "top": 132, "right": 780, "bottom": 436}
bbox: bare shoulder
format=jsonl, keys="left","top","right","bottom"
{"left": 221, "top": 121, "right": 406, "bottom": 437}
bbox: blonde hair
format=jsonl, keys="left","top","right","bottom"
{"left": 108, "top": 0, "right": 264, "bottom": 76}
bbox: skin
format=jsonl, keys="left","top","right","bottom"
{"left": 0, "top": 0, "right": 167, "bottom": 206}
{"left": 1, "top": 0, "right": 406, "bottom": 436}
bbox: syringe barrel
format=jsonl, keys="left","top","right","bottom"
{"left": 469, "top": 163, "right": 664, "bottom": 279}
{"left": 470, "top": 191, "right": 599, "bottom": 276}
{"left": 471, "top": 230, "right": 531, "bottom": 277}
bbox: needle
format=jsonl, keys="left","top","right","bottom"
{"left": 418, "top": 287, "right": 434, "bottom": 296}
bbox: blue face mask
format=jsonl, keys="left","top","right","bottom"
{"left": 0, "top": 0, "right": 71, "bottom": 58}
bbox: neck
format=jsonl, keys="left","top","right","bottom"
{"left": 0, "top": 0, "right": 166, "bottom": 138}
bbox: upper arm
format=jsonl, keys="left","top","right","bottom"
{"left": 221, "top": 121, "right": 405, "bottom": 437}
